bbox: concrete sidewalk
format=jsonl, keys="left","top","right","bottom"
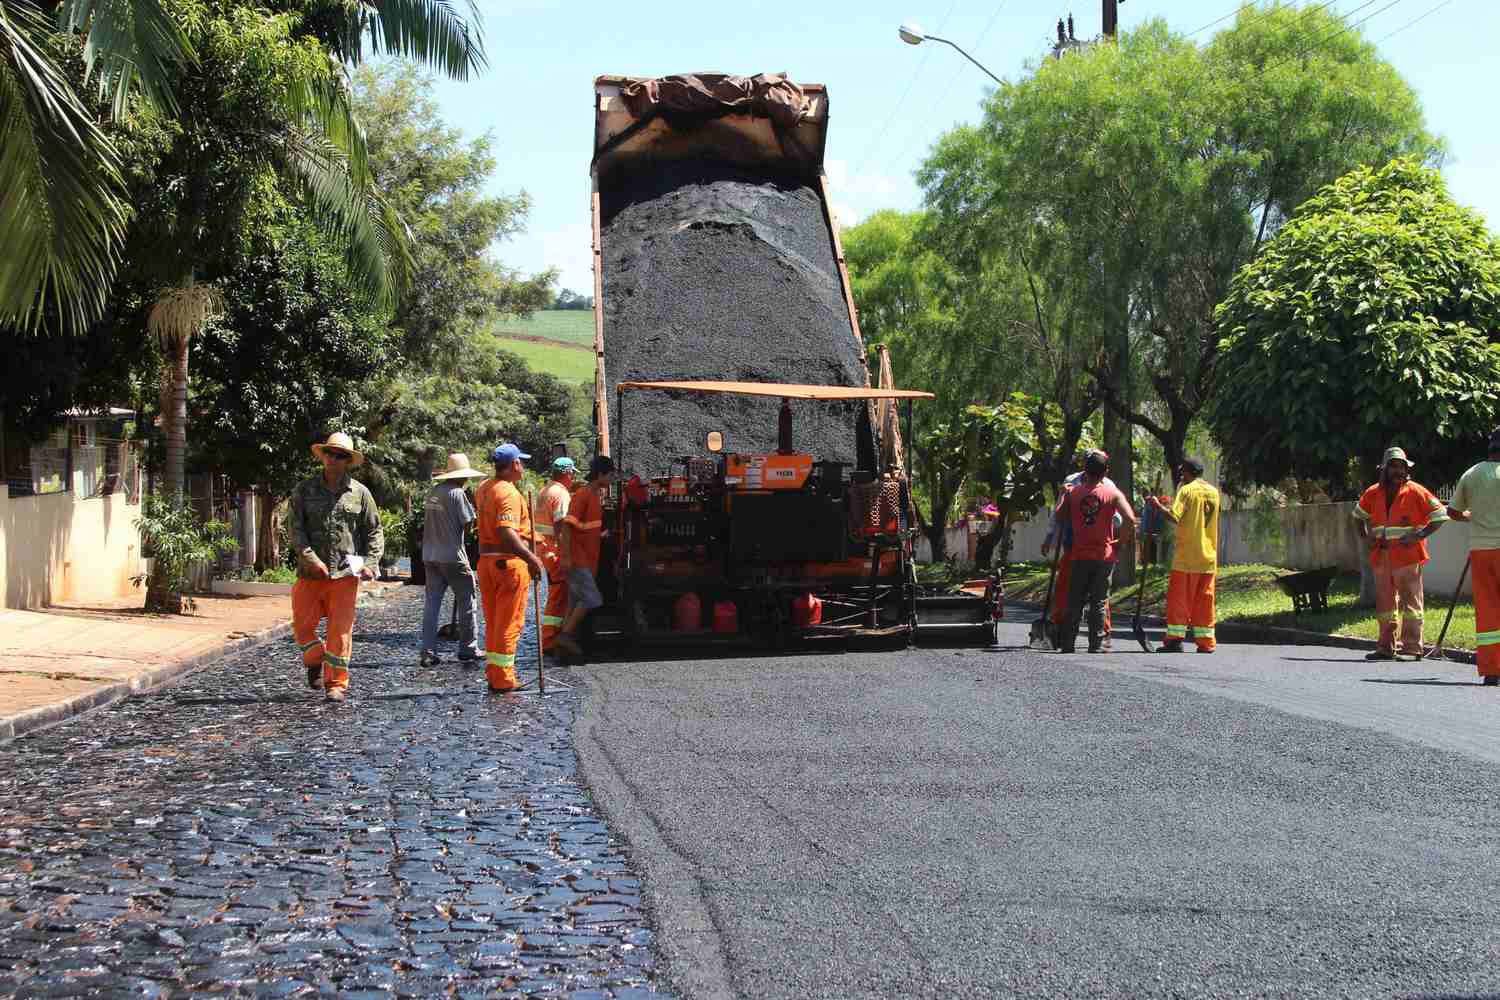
{"left": 0, "top": 581, "right": 406, "bottom": 743}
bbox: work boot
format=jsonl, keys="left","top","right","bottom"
{"left": 325, "top": 687, "right": 346, "bottom": 703}
{"left": 1156, "top": 641, "right": 1184, "bottom": 654}
{"left": 1483, "top": 675, "right": 1499, "bottom": 687}
{"left": 1364, "top": 649, "right": 1397, "bottom": 661}
{"left": 306, "top": 663, "right": 322, "bottom": 689}
{"left": 487, "top": 664, "right": 521, "bottom": 692}
{"left": 554, "top": 633, "right": 584, "bottom": 658}
{"left": 419, "top": 650, "right": 440, "bottom": 668}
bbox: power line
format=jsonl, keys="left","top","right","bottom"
{"left": 851, "top": 0, "right": 965, "bottom": 188}
{"left": 1375, "top": 0, "right": 1455, "bottom": 42}
{"left": 1187, "top": 2, "right": 1258, "bottom": 36}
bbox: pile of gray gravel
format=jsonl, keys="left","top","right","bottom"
{"left": 599, "top": 161, "right": 866, "bottom": 480}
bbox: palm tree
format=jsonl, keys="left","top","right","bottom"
{"left": 0, "top": 0, "right": 485, "bottom": 335}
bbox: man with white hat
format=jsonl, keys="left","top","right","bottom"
{"left": 1354, "top": 446, "right": 1449, "bottom": 660}
{"left": 289, "top": 432, "right": 384, "bottom": 701}
{"left": 419, "top": 453, "right": 486, "bottom": 667}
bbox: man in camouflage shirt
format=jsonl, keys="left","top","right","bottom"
{"left": 289, "top": 432, "right": 384, "bottom": 701}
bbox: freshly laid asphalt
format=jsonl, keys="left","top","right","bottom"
{"left": 575, "top": 615, "right": 1500, "bottom": 1000}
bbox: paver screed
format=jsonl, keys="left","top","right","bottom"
{"left": 0, "top": 586, "right": 675, "bottom": 999}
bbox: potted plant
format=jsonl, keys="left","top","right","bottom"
{"left": 136, "top": 494, "right": 239, "bottom": 613}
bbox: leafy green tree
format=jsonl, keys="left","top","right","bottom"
{"left": 1208, "top": 158, "right": 1500, "bottom": 493}
{"left": 918, "top": 6, "right": 1439, "bottom": 494}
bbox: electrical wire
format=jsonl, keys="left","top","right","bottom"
{"left": 1375, "top": 0, "right": 1455, "bottom": 42}
{"left": 850, "top": 0, "right": 965, "bottom": 188}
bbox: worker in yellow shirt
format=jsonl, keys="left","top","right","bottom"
{"left": 1148, "top": 457, "right": 1220, "bottom": 653}
{"left": 532, "top": 457, "right": 576, "bottom": 658}
{"left": 474, "top": 443, "right": 547, "bottom": 692}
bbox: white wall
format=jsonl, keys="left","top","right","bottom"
{"left": 1, "top": 489, "right": 143, "bottom": 608}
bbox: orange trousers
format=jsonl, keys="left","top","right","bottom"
{"left": 291, "top": 576, "right": 359, "bottom": 692}
{"left": 1371, "top": 550, "right": 1425, "bottom": 655}
{"left": 1165, "top": 570, "right": 1216, "bottom": 651}
{"left": 537, "top": 540, "right": 567, "bottom": 653}
{"left": 479, "top": 554, "right": 531, "bottom": 690}
{"left": 1052, "top": 550, "right": 1111, "bottom": 631}
{"left": 1472, "top": 549, "right": 1500, "bottom": 679}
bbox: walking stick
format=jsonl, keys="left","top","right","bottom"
{"left": 1425, "top": 554, "right": 1471, "bottom": 660}
{"left": 526, "top": 489, "right": 547, "bottom": 694}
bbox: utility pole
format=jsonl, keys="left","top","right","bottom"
{"left": 1103, "top": 0, "right": 1122, "bottom": 38}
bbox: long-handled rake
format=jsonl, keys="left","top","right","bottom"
{"left": 1029, "top": 545, "right": 1063, "bottom": 650}
{"left": 527, "top": 489, "right": 548, "bottom": 694}
{"left": 1425, "top": 554, "right": 1471, "bottom": 660}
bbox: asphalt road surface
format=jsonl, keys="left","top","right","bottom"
{"left": 575, "top": 615, "right": 1500, "bottom": 1000}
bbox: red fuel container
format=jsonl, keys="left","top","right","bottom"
{"left": 711, "top": 600, "right": 738, "bottom": 634}
{"left": 790, "top": 592, "right": 822, "bottom": 627}
{"left": 673, "top": 592, "right": 702, "bottom": 631}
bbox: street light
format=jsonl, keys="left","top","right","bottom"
{"left": 896, "top": 22, "right": 1002, "bottom": 85}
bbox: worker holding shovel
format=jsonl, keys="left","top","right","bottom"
{"left": 1446, "top": 429, "right": 1500, "bottom": 685}
{"left": 1147, "top": 458, "right": 1221, "bottom": 654}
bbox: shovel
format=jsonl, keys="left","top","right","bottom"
{"left": 1425, "top": 554, "right": 1471, "bottom": 660}
{"left": 1029, "top": 546, "right": 1063, "bottom": 649}
{"left": 1131, "top": 530, "right": 1155, "bottom": 653}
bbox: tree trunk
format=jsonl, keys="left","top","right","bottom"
{"left": 163, "top": 338, "right": 190, "bottom": 500}
{"left": 255, "top": 493, "right": 281, "bottom": 572}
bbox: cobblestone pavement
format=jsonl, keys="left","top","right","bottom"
{"left": 0, "top": 587, "right": 676, "bottom": 999}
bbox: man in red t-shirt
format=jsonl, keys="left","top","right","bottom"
{"left": 1054, "top": 450, "right": 1138, "bottom": 653}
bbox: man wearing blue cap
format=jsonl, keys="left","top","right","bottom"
{"left": 475, "top": 443, "right": 546, "bottom": 691}
{"left": 533, "top": 457, "right": 577, "bottom": 659}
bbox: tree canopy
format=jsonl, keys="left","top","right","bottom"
{"left": 1208, "top": 158, "right": 1500, "bottom": 493}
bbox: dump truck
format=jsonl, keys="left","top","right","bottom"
{"left": 585, "top": 72, "right": 1000, "bottom": 648}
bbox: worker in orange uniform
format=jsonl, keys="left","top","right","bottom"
{"left": 532, "top": 457, "right": 577, "bottom": 660}
{"left": 288, "top": 432, "right": 383, "bottom": 702}
{"left": 554, "top": 455, "right": 616, "bottom": 657}
{"left": 1447, "top": 430, "right": 1500, "bottom": 685}
{"left": 1148, "top": 457, "right": 1220, "bottom": 653}
{"left": 1354, "top": 446, "right": 1448, "bottom": 661}
{"left": 474, "top": 443, "right": 547, "bottom": 692}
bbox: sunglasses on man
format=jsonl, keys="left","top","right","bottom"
{"left": 326, "top": 450, "right": 352, "bottom": 461}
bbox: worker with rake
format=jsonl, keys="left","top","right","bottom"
{"left": 1054, "top": 450, "right": 1138, "bottom": 654}
{"left": 1147, "top": 457, "right": 1221, "bottom": 653}
{"left": 475, "top": 444, "right": 547, "bottom": 692}
{"left": 1445, "top": 430, "right": 1500, "bottom": 685}
{"left": 1354, "top": 446, "right": 1448, "bottom": 662}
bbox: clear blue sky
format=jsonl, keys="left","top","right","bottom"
{"left": 425, "top": 0, "right": 1496, "bottom": 296}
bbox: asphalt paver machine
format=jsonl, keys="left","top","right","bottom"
{"left": 597, "top": 380, "right": 1001, "bottom": 649}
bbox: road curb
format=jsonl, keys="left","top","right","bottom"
{"left": 0, "top": 582, "right": 406, "bottom": 746}
{"left": 1007, "top": 599, "right": 1478, "bottom": 665}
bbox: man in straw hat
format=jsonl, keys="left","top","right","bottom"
{"left": 419, "top": 453, "right": 486, "bottom": 667}
{"left": 474, "top": 443, "right": 547, "bottom": 692}
{"left": 1354, "top": 445, "right": 1449, "bottom": 661}
{"left": 1446, "top": 429, "right": 1500, "bottom": 684}
{"left": 532, "top": 456, "right": 578, "bottom": 661}
{"left": 289, "top": 432, "right": 384, "bottom": 701}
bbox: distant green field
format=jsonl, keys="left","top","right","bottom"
{"left": 493, "top": 336, "right": 595, "bottom": 384}
{"left": 490, "top": 309, "right": 594, "bottom": 346}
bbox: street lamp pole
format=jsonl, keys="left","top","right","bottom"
{"left": 897, "top": 24, "right": 1002, "bottom": 85}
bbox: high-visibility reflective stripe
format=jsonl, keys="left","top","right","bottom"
{"left": 1371, "top": 525, "right": 1421, "bottom": 538}
{"left": 1401, "top": 613, "right": 1424, "bottom": 623}
{"left": 534, "top": 524, "right": 555, "bottom": 536}
{"left": 323, "top": 651, "right": 349, "bottom": 667}
{"left": 1476, "top": 630, "right": 1500, "bottom": 647}
{"left": 574, "top": 520, "right": 602, "bottom": 530}
{"left": 298, "top": 638, "right": 322, "bottom": 653}
{"left": 542, "top": 615, "right": 564, "bottom": 626}
{"left": 1189, "top": 628, "right": 1216, "bottom": 639}
{"left": 1376, "top": 613, "right": 1396, "bottom": 624}
{"left": 486, "top": 651, "right": 517, "bottom": 667}
{"left": 1166, "top": 625, "right": 1187, "bottom": 638}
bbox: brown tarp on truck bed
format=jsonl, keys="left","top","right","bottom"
{"left": 619, "top": 73, "right": 810, "bottom": 130}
